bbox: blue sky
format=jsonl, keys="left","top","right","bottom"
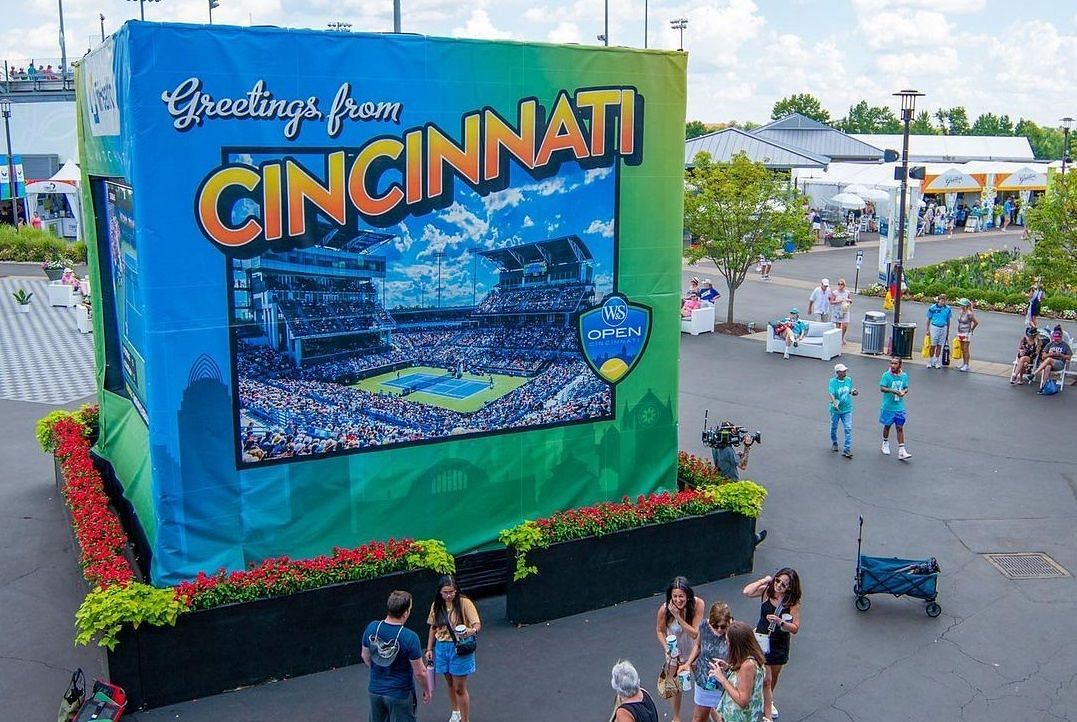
{"left": 7, "top": 0, "right": 1077, "bottom": 126}
{"left": 229, "top": 152, "right": 616, "bottom": 309}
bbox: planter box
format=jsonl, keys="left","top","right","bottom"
{"left": 506, "top": 509, "right": 756, "bottom": 625}
{"left": 106, "top": 568, "right": 439, "bottom": 709}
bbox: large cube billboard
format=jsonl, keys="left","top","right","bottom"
{"left": 77, "top": 22, "right": 686, "bottom": 585}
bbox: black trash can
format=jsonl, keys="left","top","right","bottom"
{"left": 862, "top": 311, "right": 887, "bottom": 355}
{"left": 891, "top": 322, "right": 917, "bottom": 359}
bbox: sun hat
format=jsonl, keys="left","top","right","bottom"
{"left": 834, "top": 363, "right": 848, "bottom": 372}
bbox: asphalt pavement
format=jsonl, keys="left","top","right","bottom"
{"left": 2, "top": 234, "right": 1076, "bottom": 722}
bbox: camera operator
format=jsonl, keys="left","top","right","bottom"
{"left": 712, "top": 429, "right": 752, "bottom": 481}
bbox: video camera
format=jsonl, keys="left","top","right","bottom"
{"left": 701, "top": 411, "right": 762, "bottom": 449}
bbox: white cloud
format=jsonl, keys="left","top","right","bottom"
{"left": 548, "top": 22, "right": 581, "bottom": 44}
{"left": 481, "top": 187, "right": 524, "bottom": 214}
{"left": 586, "top": 218, "right": 614, "bottom": 237}
{"left": 452, "top": 9, "right": 515, "bottom": 40}
{"left": 522, "top": 215, "right": 535, "bottom": 227}
{"left": 583, "top": 167, "right": 612, "bottom": 184}
{"left": 439, "top": 202, "right": 489, "bottom": 239}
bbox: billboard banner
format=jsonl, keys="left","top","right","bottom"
{"left": 77, "top": 23, "right": 686, "bottom": 585}
{"left": 0, "top": 155, "right": 26, "bottom": 200}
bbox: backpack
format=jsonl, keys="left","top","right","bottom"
{"left": 368, "top": 621, "right": 404, "bottom": 666}
{"left": 1040, "top": 380, "right": 1060, "bottom": 396}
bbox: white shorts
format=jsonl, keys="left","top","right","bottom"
{"left": 693, "top": 683, "right": 725, "bottom": 709}
{"left": 929, "top": 325, "right": 947, "bottom": 346}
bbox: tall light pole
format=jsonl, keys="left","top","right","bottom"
{"left": 209, "top": 0, "right": 219, "bottom": 24}
{"left": 58, "top": 0, "right": 68, "bottom": 80}
{"left": 100, "top": 13, "right": 106, "bottom": 41}
{"left": 1061, "top": 117, "right": 1073, "bottom": 176}
{"left": 670, "top": 18, "right": 687, "bottom": 51}
{"left": 128, "top": 0, "right": 162, "bottom": 22}
{"left": 1, "top": 101, "right": 18, "bottom": 228}
{"left": 604, "top": 0, "right": 609, "bottom": 46}
{"left": 435, "top": 251, "right": 446, "bottom": 308}
{"left": 393, "top": 0, "right": 401, "bottom": 33}
{"left": 891, "top": 89, "right": 924, "bottom": 350}
{"left": 644, "top": 0, "right": 648, "bottom": 48}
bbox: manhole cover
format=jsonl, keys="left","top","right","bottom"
{"left": 983, "top": 553, "right": 1070, "bottom": 579}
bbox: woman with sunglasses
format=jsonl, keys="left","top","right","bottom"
{"left": 655, "top": 577, "right": 706, "bottom": 722}
{"left": 682, "top": 601, "right": 732, "bottom": 722}
{"left": 743, "top": 568, "right": 801, "bottom": 722}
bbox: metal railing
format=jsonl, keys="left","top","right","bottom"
{"left": 1, "top": 59, "right": 75, "bottom": 94}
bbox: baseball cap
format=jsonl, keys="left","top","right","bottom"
{"left": 834, "top": 363, "right": 848, "bottom": 372}
{"left": 821, "top": 278, "right": 830, "bottom": 285}
{"left": 703, "top": 279, "right": 712, "bottom": 284}
{"left": 789, "top": 308, "right": 800, "bottom": 315}
{"left": 957, "top": 298, "right": 971, "bottom": 307}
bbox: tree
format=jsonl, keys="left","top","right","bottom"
{"left": 836, "top": 101, "right": 900, "bottom": 134}
{"left": 683, "top": 152, "right": 813, "bottom": 324}
{"left": 934, "top": 107, "right": 970, "bottom": 135}
{"left": 686, "top": 120, "right": 710, "bottom": 139}
{"left": 970, "top": 112, "right": 1015, "bottom": 136}
{"left": 1015, "top": 119, "right": 1063, "bottom": 160}
{"left": 910, "top": 110, "right": 938, "bottom": 135}
{"left": 771, "top": 93, "right": 831, "bottom": 124}
{"left": 1025, "top": 172, "right": 1077, "bottom": 290}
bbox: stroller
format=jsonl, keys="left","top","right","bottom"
{"left": 854, "top": 516, "right": 942, "bottom": 617}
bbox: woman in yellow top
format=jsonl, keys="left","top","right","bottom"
{"left": 426, "top": 575, "right": 481, "bottom": 722}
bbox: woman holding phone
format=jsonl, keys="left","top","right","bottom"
{"left": 654, "top": 577, "right": 705, "bottom": 722}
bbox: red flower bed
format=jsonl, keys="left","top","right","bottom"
{"left": 53, "top": 416, "right": 135, "bottom": 589}
{"left": 534, "top": 487, "right": 720, "bottom": 544}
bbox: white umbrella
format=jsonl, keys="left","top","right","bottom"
{"left": 843, "top": 183, "right": 870, "bottom": 196}
{"left": 829, "top": 192, "right": 866, "bottom": 210}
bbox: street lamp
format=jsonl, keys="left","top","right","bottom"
{"left": 100, "top": 13, "right": 106, "bottom": 41}
{"left": 643, "top": 0, "right": 648, "bottom": 48}
{"left": 127, "top": 0, "right": 162, "bottom": 22}
{"left": 891, "top": 89, "right": 924, "bottom": 353}
{"left": 58, "top": 0, "right": 68, "bottom": 81}
{"left": 1, "top": 100, "right": 18, "bottom": 228}
{"left": 1061, "top": 117, "right": 1073, "bottom": 176}
{"left": 670, "top": 18, "right": 687, "bottom": 51}
{"left": 393, "top": 0, "right": 401, "bottom": 33}
{"left": 603, "top": 0, "right": 609, "bottom": 46}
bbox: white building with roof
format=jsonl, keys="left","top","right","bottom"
{"left": 849, "top": 134, "right": 1035, "bottom": 163}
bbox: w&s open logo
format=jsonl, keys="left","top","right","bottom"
{"left": 578, "top": 294, "right": 652, "bottom": 383}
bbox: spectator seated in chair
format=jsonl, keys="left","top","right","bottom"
{"left": 1010, "top": 326, "right": 1042, "bottom": 385}
{"left": 61, "top": 267, "right": 81, "bottom": 293}
{"left": 773, "top": 308, "right": 809, "bottom": 360}
{"left": 681, "top": 292, "right": 703, "bottom": 319}
{"left": 699, "top": 279, "right": 721, "bottom": 303}
{"left": 1034, "top": 326, "right": 1072, "bottom": 393}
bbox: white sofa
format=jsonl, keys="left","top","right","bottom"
{"left": 766, "top": 320, "right": 841, "bottom": 360}
{"left": 48, "top": 281, "right": 78, "bottom": 307}
{"left": 681, "top": 301, "right": 715, "bottom": 335}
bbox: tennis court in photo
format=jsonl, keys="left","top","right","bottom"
{"left": 354, "top": 366, "right": 529, "bottom": 414}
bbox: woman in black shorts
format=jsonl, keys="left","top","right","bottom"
{"left": 743, "top": 568, "right": 802, "bottom": 722}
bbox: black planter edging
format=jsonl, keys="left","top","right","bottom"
{"left": 505, "top": 509, "right": 756, "bottom": 625}
{"left": 107, "top": 568, "right": 439, "bottom": 710}
{"left": 454, "top": 548, "right": 509, "bottom": 598}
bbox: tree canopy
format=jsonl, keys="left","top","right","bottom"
{"left": 771, "top": 93, "right": 831, "bottom": 124}
{"left": 686, "top": 120, "right": 710, "bottom": 139}
{"left": 934, "top": 107, "right": 971, "bottom": 135}
{"left": 836, "top": 101, "right": 900, "bottom": 134}
{"left": 683, "top": 152, "right": 812, "bottom": 323}
{"left": 1025, "top": 173, "right": 1077, "bottom": 292}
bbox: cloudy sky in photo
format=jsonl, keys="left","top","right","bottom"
{"left": 6, "top": 0, "right": 1076, "bottom": 125}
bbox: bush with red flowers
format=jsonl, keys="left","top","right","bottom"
{"left": 677, "top": 451, "right": 727, "bottom": 488}
{"left": 40, "top": 410, "right": 455, "bottom": 647}
{"left": 499, "top": 480, "right": 766, "bottom": 580}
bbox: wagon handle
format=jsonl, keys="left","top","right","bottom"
{"left": 856, "top": 516, "right": 864, "bottom": 572}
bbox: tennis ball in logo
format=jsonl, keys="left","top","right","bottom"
{"left": 600, "top": 357, "right": 629, "bottom": 381}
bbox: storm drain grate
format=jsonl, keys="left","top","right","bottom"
{"left": 983, "top": 553, "right": 1070, "bottom": 579}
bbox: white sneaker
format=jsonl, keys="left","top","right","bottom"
{"left": 959, "top": 364, "right": 969, "bottom": 372}
{"left": 783, "top": 350, "right": 790, "bottom": 359}
{"left": 771, "top": 703, "right": 779, "bottom": 719}
{"left": 898, "top": 446, "right": 911, "bottom": 461}
{"left": 450, "top": 711, "right": 462, "bottom": 722}
{"left": 881, "top": 440, "right": 891, "bottom": 455}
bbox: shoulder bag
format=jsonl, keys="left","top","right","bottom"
{"left": 447, "top": 607, "right": 477, "bottom": 656}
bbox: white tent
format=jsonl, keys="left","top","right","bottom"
{"left": 922, "top": 167, "right": 981, "bottom": 193}
{"left": 997, "top": 166, "right": 1047, "bottom": 191}
{"left": 50, "top": 160, "right": 81, "bottom": 185}
{"left": 26, "top": 179, "right": 81, "bottom": 240}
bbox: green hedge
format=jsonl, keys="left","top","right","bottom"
{"left": 0, "top": 226, "right": 86, "bottom": 263}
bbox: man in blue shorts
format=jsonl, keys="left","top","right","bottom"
{"left": 924, "top": 294, "right": 952, "bottom": 369}
{"left": 879, "top": 357, "right": 911, "bottom": 460}
{"left": 362, "top": 590, "right": 431, "bottom": 722}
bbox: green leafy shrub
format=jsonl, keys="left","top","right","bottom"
{"left": 0, "top": 226, "right": 86, "bottom": 263}
{"left": 75, "top": 582, "right": 187, "bottom": 650}
{"left": 35, "top": 405, "right": 99, "bottom": 453}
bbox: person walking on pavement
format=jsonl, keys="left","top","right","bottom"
{"left": 807, "top": 278, "right": 830, "bottom": 322}
{"left": 362, "top": 590, "right": 431, "bottom": 722}
{"left": 828, "top": 363, "right": 858, "bottom": 458}
{"left": 879, "top": 357, "right": 911, "bottom": 460}
{"left": 924, "top": 294, "right": 952, "bottom": 369}
{"left": 954, "top": 299, "right": 979, "bottom": 372}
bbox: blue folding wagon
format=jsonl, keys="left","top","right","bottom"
{"left": 854, "top": 516, "right": 942, "bottom": 617}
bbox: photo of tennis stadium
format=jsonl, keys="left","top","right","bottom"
{"left": 229, "top": 158, "right": 619, "bottom": 464}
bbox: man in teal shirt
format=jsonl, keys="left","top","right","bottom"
{"left": 828, "top": 363, "right": 858, "bottom": 457}
{"left": 778, "top": 308, "right": 809, "bottom": 359}
{"left": 879, "top": 357, "right": 911, "bottom": 460}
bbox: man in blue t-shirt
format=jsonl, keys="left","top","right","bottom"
{"left": 362, "top": 590, "right": 430, "bottom": 722}
{"left": 776, "top": 308, "right": 809, "bottom": 359}
{"left": 879, "top": 357, "right": 911, "bottom": 460}
{"left": 828, "top": 363, "right": 858, "bottom": 458}
{"left": 924, "top": 294, "right": 952, "bottom": 368}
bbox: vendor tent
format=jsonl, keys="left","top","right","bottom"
{"left": 922, "top": 167, "right": 981, "bottom": 193}
{"left": 50, "top": 160, "right": 81, "bottom": 185}
{"left": 997, "top": 166, "right": 1047, "bottom": 191}
{"left": 25, "top": 179, "right": 82, "bottom": 240}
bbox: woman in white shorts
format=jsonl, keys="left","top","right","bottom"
{"left": 828, "top": 279, "right": 852, "bottom": 344}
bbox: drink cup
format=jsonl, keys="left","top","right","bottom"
{"left": 677, "top": 670, "right": 692, "bottom": 690}
{"left": 454, "top": 624, "right": 467, "bottom": 637}
{"left": 666, "top": 634, "right": 679, "bottom": 658}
